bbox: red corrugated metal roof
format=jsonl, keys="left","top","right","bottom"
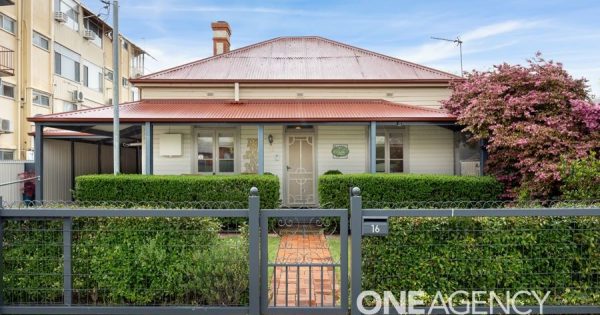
{"left": 132, "top": 37, "right": 460, "bottom": 82}
{"left": 28, "top": 99, "right": 455, "bottom": 123}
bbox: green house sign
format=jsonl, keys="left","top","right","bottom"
{"left": 331, "top": 144, "right": 349, "bottom": 159}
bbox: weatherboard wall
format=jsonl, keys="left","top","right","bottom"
{"left": 140, "top": 86, "right": 451, "bottom": 109}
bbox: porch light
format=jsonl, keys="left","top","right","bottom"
{"left": 295, "top": 126, "right": 302, "bottom": 130}
{"left": 268, "top": 134, "right": 274, "bottom": 145}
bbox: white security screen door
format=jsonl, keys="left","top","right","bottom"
{"left": 286, "top": 134, "right": 315, "bottom": 206}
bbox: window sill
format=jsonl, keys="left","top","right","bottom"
{"left": 0, "top": 27, "right": 16, "bottom": 36}
{"left": 33, "top": 44, "right": 50, "bottom": 52}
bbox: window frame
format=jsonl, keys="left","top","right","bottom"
{"left": 33, "top": 31, "right": 50, "bottom": 50}
{"left": 0, "top": 149, "right": 15, "bottom": 160}
{"left": 32, "top": 90, "right": 51, "bottom": 107}
{"left": 56, "top": 0, "right": 80, "bottom": 31}
{"left": 54, "top": 44, "right": 81, "bottom": 82}
{"left": 0, "top": 80, "right": 15, "bottom": 98}
{"left": 375, "top": 129, "right": 405, "bottom": 173}
{"left": 104, "top": 68, "right": 113, "bottom": 81}
{"left": 0, "top": 13, "right": 16, "bottom": 34}
{"left": 63, "top": 102, "right": 78, "bottom": 112}
{"left": 84, "top": 18, "right": 102, "bottom": 47}
{"left": 196, "top": 129, "right": 237, "bottom": 174}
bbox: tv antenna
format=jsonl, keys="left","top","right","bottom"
{"left": 431, "top": 36, "right": 463, "bottom": 76}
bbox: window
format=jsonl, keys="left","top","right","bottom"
{"left": 197, "top": 130, "right": 236, "bottom": 173}
{"left": 83, "top": 61, "right": 103, "bottom": 92}
{"left": 0, "top": 13, "right": 16, "bottom": 33}
{"left": 0, "top": 80, "right": 15, "bottom": 98}
{"left": 54, "top": 44, "right": 80, "bottom": 82}
{"left": 84, "top": 18, "right": 102, "bottom": 47}
{"left": 122, "top": 41, "right": 128, "bottom": 51}
{"left": 55, "top": 0, "right": 79, "bottom": 31}
{"left": 122, "top": 77, "right": 128, "bottom": 87}
{"left": 63, "top": 102, "right": 77, "bottom": 112}
{"left": 33, "top": 32, "right": 50, "bottom": 50}
{"left": 375, "top": 130, "right": 404, "bottom": 173}
{"left": 104, "top": 68, "right": 113, "bottom": 81}
{"left": 0, "top": 149, "right": 15, "bottom": 160}
{"left": 32, "top": 90, "right": 51, "bottom": 106}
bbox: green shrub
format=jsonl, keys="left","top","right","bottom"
{"left": 363, "top": 216, "right": 600, "bottom": 305}
{"left": 560, "top": 152, "right": 600, "bottom": 200}
{"left": 74, "top": 174, "right": 280, "bottom": 209}
{"left": 3, "top": 218, "right": 249, "bottom": 306}
{"left": 318, "top": 174, "right": 503, "bottom": 208}
{"left": 323, "top": 170, "right": 343, "bottom": 175}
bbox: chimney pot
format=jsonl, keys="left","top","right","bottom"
{"left": 211, "top": 21, "right": 231, "bottom": 55}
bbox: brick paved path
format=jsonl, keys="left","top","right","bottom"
{"left": 270, "top": 226, "right": 336, "bottom": 307}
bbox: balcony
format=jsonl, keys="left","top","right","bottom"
{"left": 0, "top": 46, "right": 14, "bottom": 77}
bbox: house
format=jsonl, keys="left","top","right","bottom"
{"left": 0, "top": 0, "right": 147, "bottom": 161}
{"left": 28, "top": 21, "right": 482, "bottom": 205}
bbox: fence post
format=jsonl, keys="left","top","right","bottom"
{"left": 248, "top": 187, "right": 260, "bottom": 315}
{"left": 350, "top": 187, "right": 362, "bottom": 315}
{"left": 63, "top": 217, "right": 73, "bottom": 306}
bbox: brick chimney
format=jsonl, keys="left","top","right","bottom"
{"left": 211, "top": 21, "right": 231, "bottom": 55}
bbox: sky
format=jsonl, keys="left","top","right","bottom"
{"left": 84, "top": 0, "right": 600, "bottom": 98}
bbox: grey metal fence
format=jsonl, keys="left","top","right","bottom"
{"left": 1, "top": 188, "right": 600, "bottom": 315}
{"left": 0, "top": 193, "right": 260, "bottom": 315}
{"left": 349, "top": 187, "right": 600, "bottom": 315}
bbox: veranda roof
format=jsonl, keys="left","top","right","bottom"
{"left": 28, "top": 99, "right": 456, "bottom": 123}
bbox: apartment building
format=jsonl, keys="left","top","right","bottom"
{"left": 0, "top": 0, "right": 146, "bottom": 160}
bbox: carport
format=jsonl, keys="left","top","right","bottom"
{"left": 29, "top": 124, "right": 142, "bottom": 201}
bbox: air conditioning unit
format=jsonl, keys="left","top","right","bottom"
{"left": 460, "top": 161, "right": 481, "bottom": 176}
{"left": 83, "top": 30, "right": 96, "bottom": 40}
{"left": 54, "top": 12, "right": 67, "bottom": 23}
{"left": 72, "top": 90, "right": 84, "bottom": 102}
{"left": 0, "top": 118, "right": 11, "bottom": 133}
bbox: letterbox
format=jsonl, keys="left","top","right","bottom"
{"left": 362, "top": 216, "right": 389, "bottom": 236}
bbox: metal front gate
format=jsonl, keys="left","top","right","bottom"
{"left": 260, "top": 208, "right": 348, "bottom": 315}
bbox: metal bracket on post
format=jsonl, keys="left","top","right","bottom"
{"left": 248, "top": 187, "right": 260, "bottom": 315}
{"left": 63, "top": 218, "right": 73, "bottom": 306}
{"left": 350, "top": 187, "right": 362, "bottom": 315}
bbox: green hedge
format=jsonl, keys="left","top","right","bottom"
{"left": 3, "top": 218, "right": 249, "bottom": 305}
{"left": 74, "top": 174, "right": 280, "bottom": 208}
{"left": 319, "top": 174, "right": 503, "bottom": 208}
{"left": 363, "top": 216, "right": 600, "bottom": 305}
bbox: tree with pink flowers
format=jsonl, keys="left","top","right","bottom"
{"left": 442, "top": 53, "right": 600, "bottom": 199}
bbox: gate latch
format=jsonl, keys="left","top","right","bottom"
{"left": 362, "top": 216, "right": 389, "bottom": 236}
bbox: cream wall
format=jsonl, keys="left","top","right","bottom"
{"left": 151, "top": 125, "right": 194, "bottom": 175}
{"left": 407, "top": 125, "right": 454, "bottom": 174}
{"left": 140, "top": 85, "right": 451, "bottom": 109}
{"left": 316, "top": 125, "right": 367, "bottom": 175}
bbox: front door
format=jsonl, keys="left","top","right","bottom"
{"left": 286, "top": 133, "right": 315, "bottom": 206}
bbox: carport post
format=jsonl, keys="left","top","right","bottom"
{"left": 369, "top": 121, "right": 377, "bottom": 173}
{"left": 257, "top": 125, "right": 264, "bottom": 175}
{"left": 144, "top": 122, "right": 153, "bottom": 175}
{"left": 34, "top": 123, "right": 44, "bottom": 201}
